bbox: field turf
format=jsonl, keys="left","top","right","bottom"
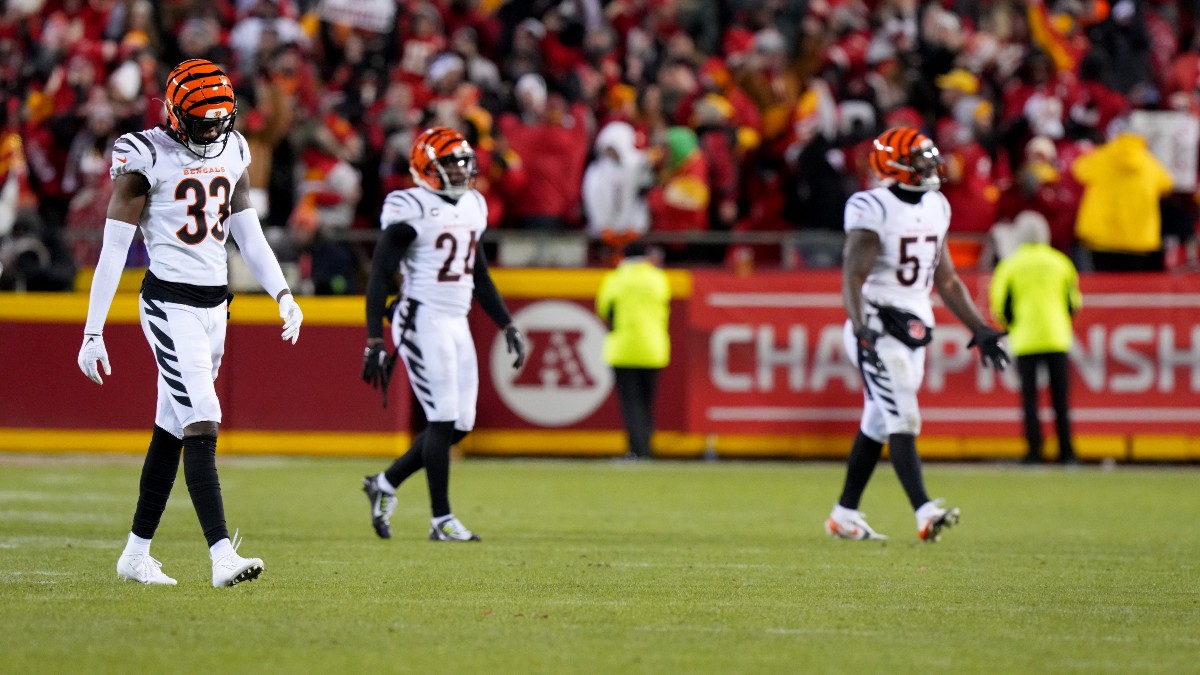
{"left": 0, "top": 453, "right": 1196, "bottom": 674}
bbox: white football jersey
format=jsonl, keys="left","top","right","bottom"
{"left": 110, "top": 127, "right": 251, "bottom": 287}
{"left": 380, "top": 187, "right": 488, "bottom": 316}
{"left": 844, "top": 187, "right": 951, "bottom": 325}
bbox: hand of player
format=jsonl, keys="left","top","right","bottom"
{"left": 854, "top": 326, "right": 885, "bottom": 372}
{"left": 504, "top": 325, "right": 526, "bottom": 369}
{"left": 77, "top": 333, "right": 111, "bottom": 385}
{"left": 968, "top": 326, "right": 1009, "bottom": 370}
{"left": 362, "top": 341, "right": 398, "bottom": 407}
{"left": 279, "top": 294, "right": 303, "bottom": 344}
{"left": 362, "top": 342, "right": 392, "bottom": 387}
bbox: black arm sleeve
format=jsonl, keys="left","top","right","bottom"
{"left": 472, "top": 248, "right": 513, "bottom": 329}
{"left": 365, "top": 223, "right": 417, "bottom": 340}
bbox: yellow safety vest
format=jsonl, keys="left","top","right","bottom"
{"left": 989, "top": 243, "right": 1081, "bottom": 355}
{"left": 595, "top": 260, "right": 671, "bottom": 368}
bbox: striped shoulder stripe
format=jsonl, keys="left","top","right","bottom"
{"left": 235, "top": 132, "right": 246, "bottom": 162}
{"left": 398, "top": 192, "right": 425, "bottom": 218}
{"left": 129, "top": 131, "right": 157, "bottom": 166}
{"left": 384, "top": 192, "right": 424, "bottom": 220}
{"left": 864, "top": 192, "right": 888, "bottom": 221}
{"left": 848, "top": 193, "right": 885, "bottom": 222}
{"left": 847, "top": 194, "right": 873, "bottom": 215}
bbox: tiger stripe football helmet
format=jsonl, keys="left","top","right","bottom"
{"left": 409, "top": 126, "right": 478, "bottom": 200}
{"left": 164, "top": 59, "right": 237, "bottom": 159}
{"left": 869, "top": 126, "right": 946, "bottom": 191}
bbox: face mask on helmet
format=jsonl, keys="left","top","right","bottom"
{"left": 415, "top": 147, "right": 477, "bottom": 199}
{"left": 902, "top": 142, "right": 945, "bottom": 192}
{"left": 170, "top": 106, "right": 236, "bottom": 159}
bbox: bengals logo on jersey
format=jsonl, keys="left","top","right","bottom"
{"left": 164, "top": 59, "right": 237, "bottom": 159}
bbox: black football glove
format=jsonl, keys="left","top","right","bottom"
{"left": 504, "top": 325, "right": 526, "bottom": 369}
{"left": 854, "top": 326, "right": 885, "bottom": 372}
{"left": 362, "top": 342, "right": 398, "bottom": 407}
{"left": 968, "top": 326, "right": 1009, "bottom": 371}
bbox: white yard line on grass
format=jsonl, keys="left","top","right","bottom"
{"left": 0, "top": 490, "right": 124, "bottom": 503}
{"left": 0, "top": 510, "right": 123, "bottom": 525}
{"left": 0, "top": 535, "right": 117, "bottom": 549}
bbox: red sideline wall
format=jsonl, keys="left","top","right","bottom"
{"left": 685, "top": 271, "right": 1200, "bottom": 461}
{"left": 2, "top": 270, "right": 1199, "bottom": 461}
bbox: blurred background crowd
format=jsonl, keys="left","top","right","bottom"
{"left": 1, "top": 0, "right": 1199, "bottom": 292}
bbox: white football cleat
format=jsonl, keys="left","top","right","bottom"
{"left": 917, "top": 498, "right": 960, "bottom": 542}
{"left": 212, "top": 530, "right": 264, "bottom": 588}
{"left": 429, "top": 516, "right": 481, "bottom": 542}
{"left": 117, "top": 552, "right": 178, "bottom": 585}
{"left": 825, "top": 505, "right": 888, "bottom": 541}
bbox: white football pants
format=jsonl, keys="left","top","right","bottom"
{"left": 391, "top": 298, "right": 478, "bottom": 432}
{"left": 843, "top": 319, "right": 925, "bottom": 441}
{"left": 139, "top": 296, "right": 226, "bottom": 438}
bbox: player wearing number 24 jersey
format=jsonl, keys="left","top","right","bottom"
{"left": 824, "top": 127, "right": 1009, "bottom": 544}
{"left": 76, "top": 60, "right": 302, "bottom": 587}
{"left": 360, "top": 126, "right": 526, "bottom": 543}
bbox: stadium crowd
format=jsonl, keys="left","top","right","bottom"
{"left": 0, "top": 0, "right": 1198, "bottom": 292}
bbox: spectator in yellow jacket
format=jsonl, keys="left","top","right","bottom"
{"left": 990, "top": 212, "right": 1083, "bottom": 464}
{"left": 595, "top": 240, "right": 671, "bottom": 459}
{"left": 1072, "top": 130, "right": 1174, "bottom": 271}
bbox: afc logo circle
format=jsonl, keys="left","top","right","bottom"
{"left": 490, "top": 300, "right": 613, "bottom": 427}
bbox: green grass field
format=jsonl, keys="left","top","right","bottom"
{"left": 1, "top": 453, "right": 1197, "bottom": 674}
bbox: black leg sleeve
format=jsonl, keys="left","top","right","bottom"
{"left": 131, "top": 425, "right": 183, "bottom": 539}
{"left": 1046, "top": 352, "right": 1075, "bottom": 460}
{"left": 888, "top": 433, "right": 931, "bottom": 511}
{"left": 422, "top": 421, "right": 456, "bottom": 518}
{"left": 1017, "top": 355, "right": 1043, "bottom": 459}
{"left": 182, "top": 434, "right": 228, "bottom": 547}
{"left": 384, "top": 428, "right": 470, "bottom": 488}
{"left": 384, "top": 430, "right": 426, "bottom": 488}
{"left": 837, "top": 431, "right": 884, "bottom": 510}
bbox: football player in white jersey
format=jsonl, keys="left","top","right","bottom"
{"left": 825, "top": 127, "right": 1008, "bottom": 543}
{"left": 76, "top": 59, "right": 303, "bottom": 586}
{"left": 360, "top": 126, "right": 526, "bottom": 542}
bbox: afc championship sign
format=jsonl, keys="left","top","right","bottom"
{"left": 689, "top": 271, "right": 1200, "bottom": 437}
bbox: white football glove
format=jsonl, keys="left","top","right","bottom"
{"left": 77, "top": 333, "right": 111, "bottom": 385}
{"left": 279, "top": 294, "right": 303, "bottom": 344}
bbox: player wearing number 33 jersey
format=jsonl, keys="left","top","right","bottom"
{"left": 359, "top": 126, "right": 527, "bottom": 543}
{"left": 76, "top": 60, "right": 303, "bottom": 587}
{"left": 824, "top": 127, "right": 1008, "bottom": 544}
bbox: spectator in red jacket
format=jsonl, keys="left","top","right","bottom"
{"left": 648, "top": 126, "right": 710, "bottom": 262}
{"left": 998, "top": 135, "right": 1083, "bottom": 255}
{"left": 497, "top": 73, "right": 591, "bottom": 230}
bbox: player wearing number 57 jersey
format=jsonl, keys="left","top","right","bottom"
{"left": 824, "top": 127, "right": 1009, "bottom": 543}
{"left": 360, "top": 126, "right": 526, "bottom": 543}
{"left": 76, "top": 60, "right": 303, "bottom": 587}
